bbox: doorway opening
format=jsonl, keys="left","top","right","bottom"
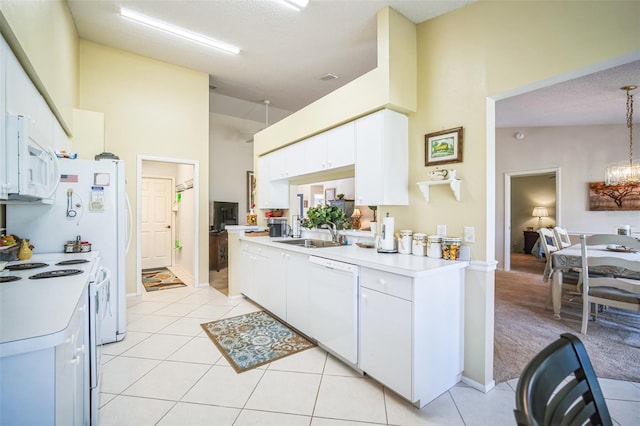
{"left": 136, "top": 156, "right": 199, "bottom": 294}
{"left": 503, "top": 168, "right": 560, "bottom": 272}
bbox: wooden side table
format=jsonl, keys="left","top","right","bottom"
{"left": 209, "top": 231, "right": 228, "bottom": 271}
{"left": 523, "top": 230, "right": 539, "bottom": 254}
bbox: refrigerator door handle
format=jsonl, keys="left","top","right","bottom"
{"left": 125, "top": 194, "right": 132, "bottom": 254}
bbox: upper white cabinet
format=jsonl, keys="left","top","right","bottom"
{"left": 304, "top": 122, "right": 355, "bottom": 175}
{"left": 257, "top": 155, "right": 289, "bottom": 209}
{"left": 269, "top": 142, "right": 306, "bottom": 180}
{"left": 4, "top": 37, "right": 54, "bottom": 144}
{"left": 256, "top": 109, "right": 407, "bottom": 210}
{"left": 355, "top": 109, "right": 408, "bottom": 206}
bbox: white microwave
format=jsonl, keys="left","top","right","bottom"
{"left": 1, "top": 114, "right": 59, "bottom": 202}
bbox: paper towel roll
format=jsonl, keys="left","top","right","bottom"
{"left": 382, "top": 216, "right": 395, "bottom": 250}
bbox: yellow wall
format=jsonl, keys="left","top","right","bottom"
{"left": 78, "top": 40, "right": 210, "bottom": 293}
{"left": 1, "top": 3, "right": 210, "bottom": 295}
{"left": 253, "top": 7, "right": 417, "bottom": 156}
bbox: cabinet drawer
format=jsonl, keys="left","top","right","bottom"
{"left": 360, "top": 268, "right": 412, "bottom": 301}
{"left": 240, "top": 241, "right": 267, "bottom": 257}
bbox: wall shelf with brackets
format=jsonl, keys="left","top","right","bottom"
{"left": 416, "top": 179, "right": 462, "bottom": 202}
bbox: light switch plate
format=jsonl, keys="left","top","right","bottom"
{"left": 464, "top": 226, "right": 475, "bottom": 243}
{"left": 437, "top": 225, "right": 446, "bottom": 236}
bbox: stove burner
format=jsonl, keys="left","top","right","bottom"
{"left": 0, "top": 276, "right": 22, "bottom": 283}
{"left": 56, "top": 259, "right": 90, "bottom": 266}
{"left": 29, "top": 269, "right": 84, "bottom": 280}
{"left": 6, "top": 262, "right": 49, "bottom": 271}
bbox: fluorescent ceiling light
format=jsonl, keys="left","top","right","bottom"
{"left": 120, "top": 8, "right": 240, "bottom": 55}
{"left": 279, "top": 0, "right": 309, "bottom": 11}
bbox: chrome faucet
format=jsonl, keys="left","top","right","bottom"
{"left": 320, "top": 221, "right": 338, "bottom": 243}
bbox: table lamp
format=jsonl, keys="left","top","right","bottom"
{"left": 351, "top": 208, "right": 362, "bottom": 230}
{"left": 532, "top": 206, "right": 548, "bottom": 229}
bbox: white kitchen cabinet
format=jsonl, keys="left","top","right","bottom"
{"left": 257, "top": 154, "right": 289, "bottom": 209}
{"left": 4, "top": 36, "right": 54, "bottom": 145}
{"left": 239, "top": 240, "right": 268, "bottom": 300}
{"left": 258, "top": 247, "right": 288, "bottom": 319}
{"left": 326, "top": 121, "right": 356, "bottom": 169}
{"left": 359, "top": 270, "right": 412, "bottom": 399}
{"left": 269, "top": 143, "right": 306, "bottom": 180}
{"left": 359, "top": 266, "right": 464, "bottom": 407}
{"left": 263, "top": 248, "right": 307, "bottom": 321}
{"left": 303, "top": 122, "right": 355, "bottom": 175}
{"left": 355, "top": 109, "right": 408, "bottom": 205}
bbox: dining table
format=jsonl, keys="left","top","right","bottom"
{"left": 549, "top": 243, "right": 640, "bottom": 319}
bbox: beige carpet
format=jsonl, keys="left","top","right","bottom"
{"left": 494, "top": 259, "right": 640, "bottom": 384}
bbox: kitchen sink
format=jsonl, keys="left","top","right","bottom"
{"left": 276, "top": 239, "right": 342, "bottom": 248}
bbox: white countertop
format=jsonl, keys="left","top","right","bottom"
{"left": 0, "top": 253, "right": 98, "bottom": 356}
{"left": 239, "top": 236, "right": 468, "bottom": 278}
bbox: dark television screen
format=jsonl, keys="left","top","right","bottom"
{"left": 213, "top": 201, "right": 238, "bottom": 231}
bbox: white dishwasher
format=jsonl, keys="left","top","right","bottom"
{"left": 308, "top": 256, "right": 359, "bottom": 364}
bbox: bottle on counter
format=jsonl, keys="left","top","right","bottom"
{"left": 18, "top": 239, "right": 32, "bottom": 260}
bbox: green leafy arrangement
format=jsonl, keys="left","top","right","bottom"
{"left": 302, "top": 205, "right": 352, "bottom": 230}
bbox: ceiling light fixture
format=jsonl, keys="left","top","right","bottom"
{"left": 120, "top": 8, "right": 240, "bottom": 55}
{"left": 278, "top": 0, "right": 309, "bottom": 11}
{"left": 605, "top": 85, "right": 639, "bottom": 185}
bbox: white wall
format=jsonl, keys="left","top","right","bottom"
{"left": 209, "top": 112, "right": 261, "bottom": 217}
{"left": 496, "top": 124, "right": 639, "bottom": 267}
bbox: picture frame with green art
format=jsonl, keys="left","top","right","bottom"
{"left": 425, "top": 127, "right": 463, "bottom": 166}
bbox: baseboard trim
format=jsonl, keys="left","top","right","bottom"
{"left": 461, "top": 375, "right": 496, "bottom": 393}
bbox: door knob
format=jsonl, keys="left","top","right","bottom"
{"left": 165, "top": 225, "right": 171, "bottom": 229}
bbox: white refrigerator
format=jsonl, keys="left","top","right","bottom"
{"left": 7, "top": 158, "right": 130, "bottom": 344}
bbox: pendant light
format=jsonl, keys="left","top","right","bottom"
{"left": 605, "top": 85, "right": 639, "bottom": 185}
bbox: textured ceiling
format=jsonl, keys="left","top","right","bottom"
{"left": 66, "top": 0, "right": 639, "bottom": 127}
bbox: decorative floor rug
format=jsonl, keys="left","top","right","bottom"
{"left": 201, "top": 310, "right": 316, "bottom": 373}
{"left": 142, "top": 267, "right": 186, "bottom": 292}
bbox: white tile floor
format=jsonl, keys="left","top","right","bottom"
{"left": 99, "top": 284, "right": 640, "bottom": 426}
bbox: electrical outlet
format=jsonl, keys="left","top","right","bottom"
{"left": 464, "top": 226, "right": 475, "bottom": 243}
{"left": 437, "top": 224, "right": 446, "bottom": 236}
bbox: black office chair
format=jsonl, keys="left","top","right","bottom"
{"left": 514, "top": 333, "right": 612, "bottom": 426}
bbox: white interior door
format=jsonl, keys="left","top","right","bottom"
{"left": 141, "top": 176, "right": 173, "bottom": 269}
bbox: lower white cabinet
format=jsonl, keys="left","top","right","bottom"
{"left": 239, "top": 240, "right": 268, "bottom": 300}
{"left": 236, "top": 238, "right": 465, "bottom": 408}
{"left": 0, "top": 287, "right": 89, "bottom": 425}
{"left": 359, "top": 267, "right": 464, "bottom": 407}
{"left": 360, "top": 285, "right": 412, "bottom": 399}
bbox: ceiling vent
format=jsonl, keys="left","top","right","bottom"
{"left": 316, "top": 73, "right": 338, "bottom": 81}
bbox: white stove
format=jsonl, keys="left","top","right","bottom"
{"left": 0, "top": 251, "right": 105, "bottom": 425}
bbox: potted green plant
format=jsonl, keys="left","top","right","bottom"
{"left": 368, "top": 205, "right": 378, "bottom": 233}
{"left": 303, "top": 205, "right": 351, "bottom": 230}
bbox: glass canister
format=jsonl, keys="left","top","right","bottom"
{"left": 442, "top": 237, "right": 462, "bottom": 260}
{"left": 411, "top": 233, "right": 427, "bottom": 256}
{"left": 427, "top": 235, "right": 442, "bottom": 258}
{"left": 398, "top": 230, "right": 413, "bottom": 254}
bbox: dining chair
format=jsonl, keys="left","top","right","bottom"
{"left": 538, "top": 228, "right": 559, "bottom": 279}
{"left": 514, "top": 333, "right": 612, "bottom": 426}
{"left": 540, "top": 228, "right": 581, "bottom": 308}
{"left": 553, "top": 226, "right": 572, "bottom": 249}
{"left": 579, "top": 234, "right": 640, "bottom": 334}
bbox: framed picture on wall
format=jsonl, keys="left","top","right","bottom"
{"left": 246, "top": 171, "right": 255, "bottom": 212}
{"left": 425, "top": 127, "right": 463, "bottom": 166}
{"left": 588, "top": 181, "right": 640, "bottom": 211}
{"left": 325, "top": 188, "right": 336, "bottom": 202}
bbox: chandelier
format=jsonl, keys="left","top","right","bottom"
{"left": 605, "top": 85, "right": 639, "bottom": 185}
